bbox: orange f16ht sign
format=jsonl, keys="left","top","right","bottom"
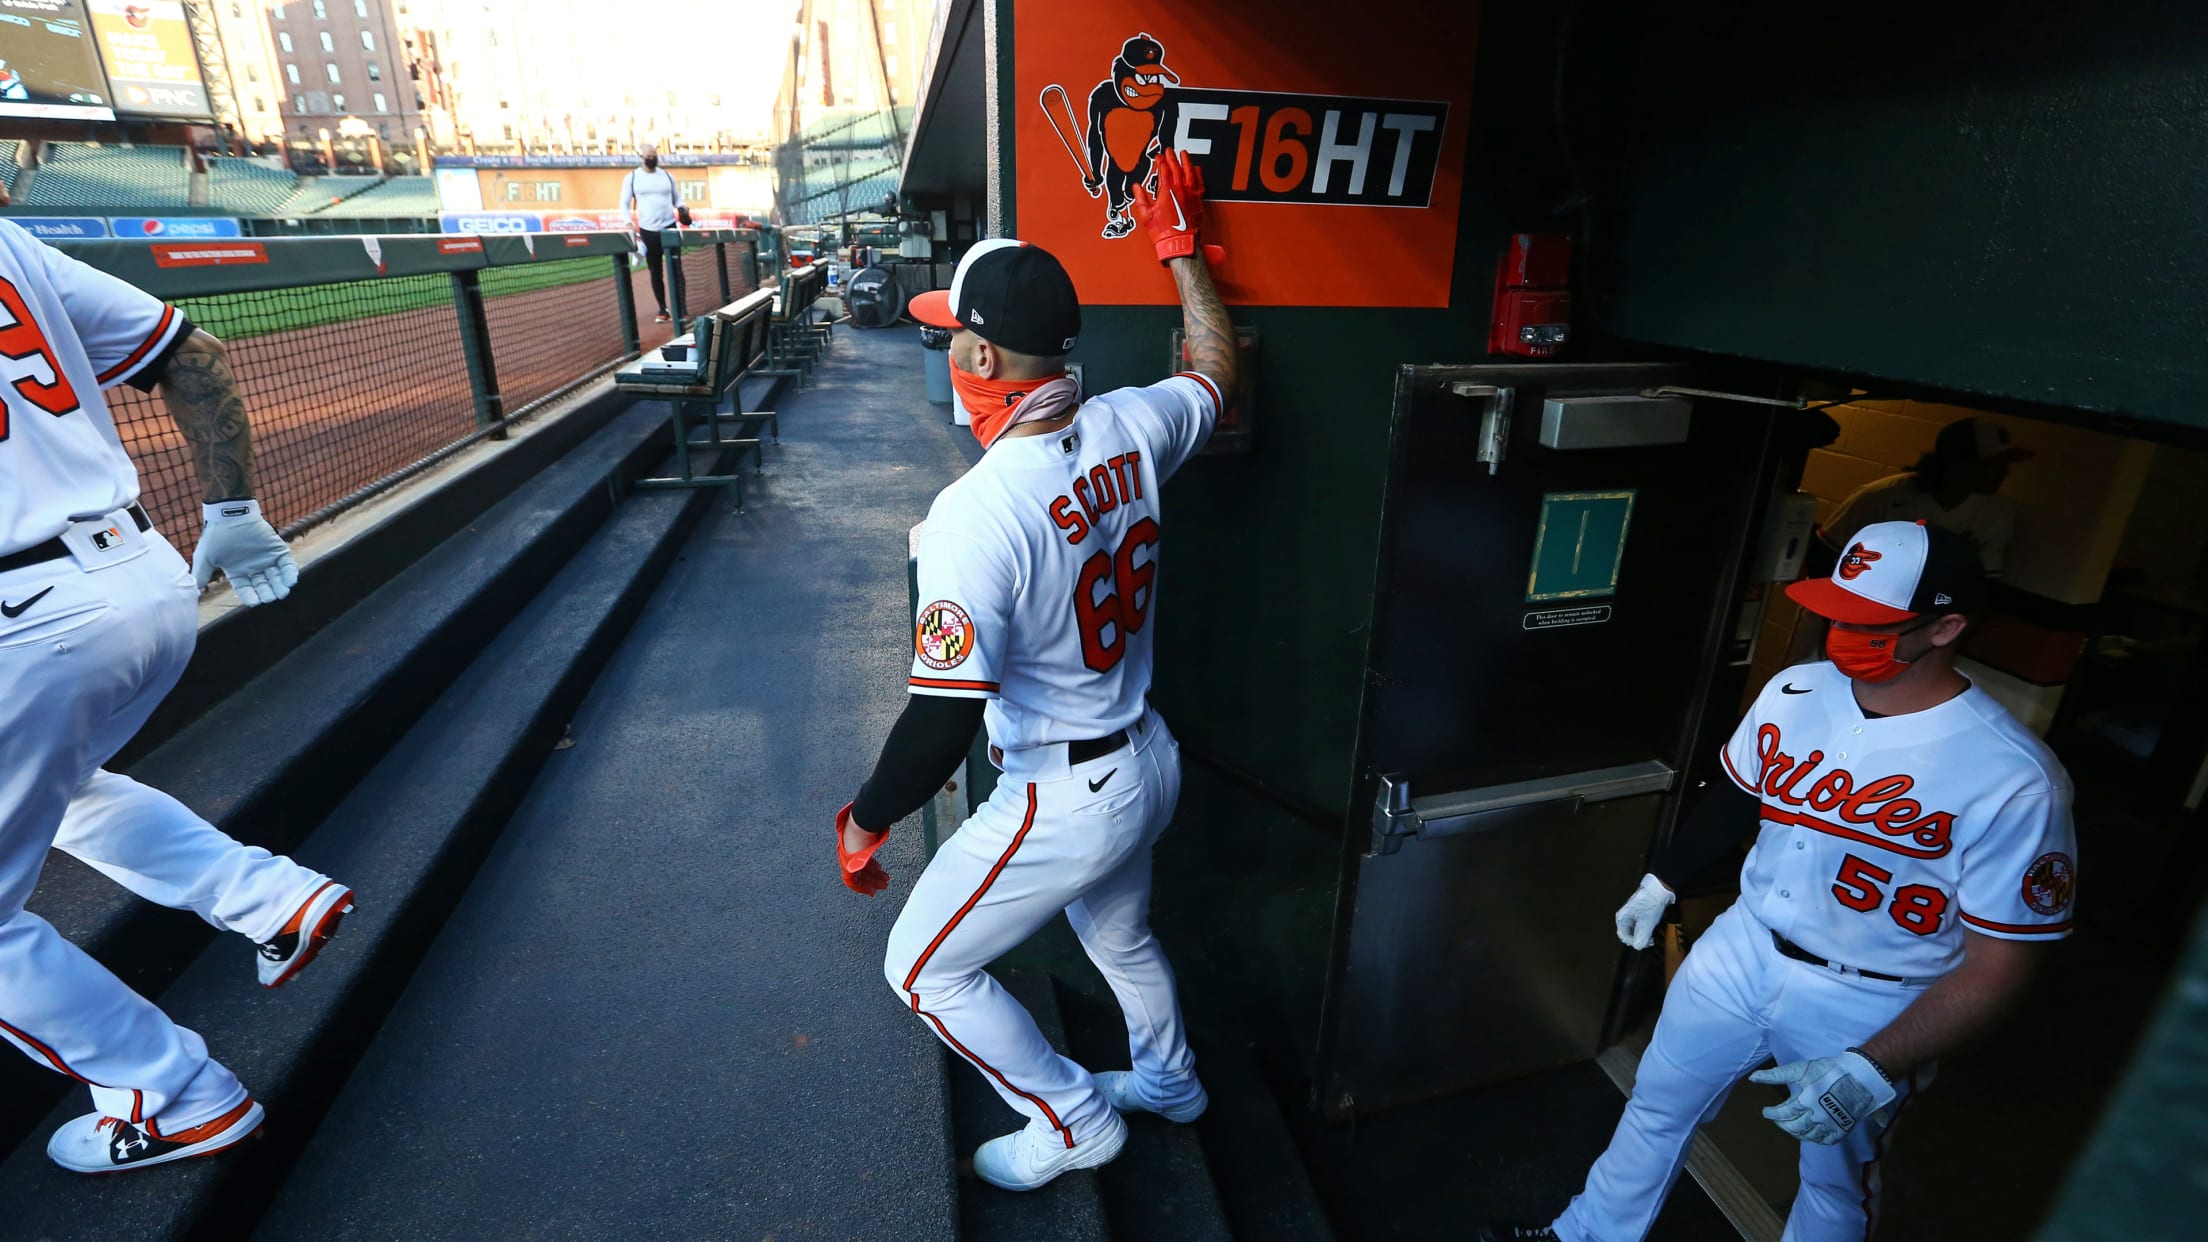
{"left": 1015, "top": 1, "right": 1477, "bottom": 307}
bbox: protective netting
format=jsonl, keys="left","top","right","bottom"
{"left": 103, "top": 239, "right": 753, "bottom": 550}
{"left": 676, "top": 242, "right": 727, "bottom": 315}
{"left": 107, "top": 273, "right": 471, "bottom": 548}
{"left": 482, "top": 256, "right": 631, "bottom": 417}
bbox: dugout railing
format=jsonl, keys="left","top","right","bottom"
{"left": 55, "top": 228, "right": 762, "bottom": 551}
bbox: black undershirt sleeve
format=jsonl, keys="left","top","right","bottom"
{"left": 1649, "top": 779, "right": 1762, "bottom": 891}
{"left": 851, "top": 693, "right": 987, "bottom": 832}
{"left": 124, "top": 313, "right": 197, "bottom": 393}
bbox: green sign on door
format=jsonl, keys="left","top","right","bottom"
{"left": 1526, "top": 490, "right": 1637, "bottom": 602}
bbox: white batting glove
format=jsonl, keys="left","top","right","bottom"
{"left": 1751, "top": 1051, "right": 1897, "bottom": 1145}
{"left": 192, "top": 499, "right": 298, "bottom": 607}
{"left": 1614, "top": 873, "right": 1676, "bottom": 950}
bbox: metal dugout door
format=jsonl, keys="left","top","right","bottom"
{"left": 1317, "top": 362, "right": 1779, "bottom": 1119}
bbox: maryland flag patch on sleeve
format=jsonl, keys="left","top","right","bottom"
{"left": 915, "top": 600, "right": 977, "bottom": 670}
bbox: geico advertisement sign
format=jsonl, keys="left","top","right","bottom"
{"left": 440, "top": 212, "right": 541, "bottom": 234}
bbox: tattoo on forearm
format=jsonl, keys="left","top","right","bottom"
{"left": 1172, "top": 258, "right": 1238, "bottom": 401}
{"left": 158, "top": 333, "right": 256, "bottom": 503}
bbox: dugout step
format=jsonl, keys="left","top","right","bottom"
{"left": 952, "top": 967, "right": 1113, "bottom": 1242}
{"left": 0, "top": 404, "right": 675, "bottom": 1161}
{"left": 0, "top": 438, "right": 731, "bottom": 1235}
{"left": 1050, "top": 975, "right": 1239, "bottom": 1242}
{"left": 1057, "top": 975, "right": 1330, "bottom": 1242}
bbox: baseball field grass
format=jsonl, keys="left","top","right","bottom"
{"left": 175, "top": 256, "right": 620, "bottom": 342}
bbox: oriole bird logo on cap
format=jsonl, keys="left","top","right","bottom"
{"left": 1838, "top": 543, "right": 1883, "bottom": 581}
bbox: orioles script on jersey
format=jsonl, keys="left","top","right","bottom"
{"left": 1748, "top": 721, "right": 1957, "bottom": 858}
{"left": 1048, "top": 449, "right": 1145, "bottom": 545}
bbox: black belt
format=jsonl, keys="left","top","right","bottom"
{"left": 0, "top": 506, "right": 151, "bottom": 576}
{"left": 1771, "top": 930, "right": 1909, "bottom": 983}
{"left": 1067, "top": 728, "right": 1129, "bottom": 766}
{"left": 989, "top": 723, "right": 1135, "bottom": 770}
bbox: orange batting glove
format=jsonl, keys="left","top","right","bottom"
{"left": 1131, "top": 149, "right": 1206, "bottom": 265}
{"left": 836, "top": 802, "right": 890, "bottom": 896}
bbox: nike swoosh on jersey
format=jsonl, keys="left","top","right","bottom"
{"left": 1782, "top": 683, "right": 1813, "bottom": 694}
{"left": 1, "top": 587, "right": 55, "bottom": 619}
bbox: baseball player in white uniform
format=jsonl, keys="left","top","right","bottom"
{"left": 0, "top": 219, "right": 354, "bottom": 1173}
{"left": 834, "top": 151, "right": 1236, "bottom": 1190}
{"left": 1489, "top": 519, "right": 2076, "bottom": 1241}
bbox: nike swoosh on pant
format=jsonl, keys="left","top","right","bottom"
{"left": 1, "top": 587, "right": 55, "bottom": 619}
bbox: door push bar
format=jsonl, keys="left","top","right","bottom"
{"left": 1370, "top": 760, "right": 1676, "bottom": 855}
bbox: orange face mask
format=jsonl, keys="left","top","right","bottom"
{"left": 1825, "top": 618, "right": 1937, "bottom": 683}
{"left": 948, "top": 359, "right": 1075, "bottom": 447}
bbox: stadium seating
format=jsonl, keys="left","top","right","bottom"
{"left": 273, "top": 177, "right": 368, "bottom": 217}
{"left": 1, "top": 140, "right": 22, "bottom": 200}
{"left": 310, "top": 175, "right": 437, "bottom": 218}
{"left": 205, "top": 157, "right": 302, "bottom": 215}
{"left": 16, "top": 142, "right": 191, "bottom": 209}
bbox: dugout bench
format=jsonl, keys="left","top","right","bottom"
{"left": 614, "top": 284, "right": 781, "bottom": 507}
{"left": 759, "top": 261, "right": 833, "bottom": 387}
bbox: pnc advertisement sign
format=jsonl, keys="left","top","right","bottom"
{"left": 1015, "top": 0, "right": 1474, "bottom": 307}
{"left": 86, "top": 0, "right": 209, "bottom": 119}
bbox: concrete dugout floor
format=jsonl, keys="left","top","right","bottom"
{"left": 261, "top": 325, "right": 975, "bottom": 1236}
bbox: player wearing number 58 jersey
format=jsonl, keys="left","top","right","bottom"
{"left": 0, "top": 220, "right": 353, "bottom": 1175}
{"left": 1493, "top": 520, "right": 2076, "bottom": 1242}
{"left": 834, "top": 152, "right": 1235, "bottom": 1192}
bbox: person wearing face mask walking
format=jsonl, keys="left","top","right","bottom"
{"left": 832, "top": 151, "right": 1237, "bottom": 1192}
{"left": 621, "top": 142, "right": 686, "bottom": 324}
{"left": 1486, "top": 519, "right": 2077, "bottom": 1242}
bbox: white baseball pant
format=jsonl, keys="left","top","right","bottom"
{"left": 1556, "top": 902, "right": 1929, "bottom": 1242}
{"left": 0, "top": 531, "right": 331, "bottom": 1130}
{"left": 884, "top": 708, "right": 1199, "bottom": 1149}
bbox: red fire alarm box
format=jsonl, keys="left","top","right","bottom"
{"left": 1490, "top": 233, "right": 1572, "bottom": 358}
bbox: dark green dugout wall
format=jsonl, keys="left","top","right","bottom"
{"left": 1568, "top": 0, "right": 2208, "bottom": 429}
{"left": 980, "top": 0, "right": 2208, "bottom": 1079}
{"left": 984, "top": 0, "right": 1569, "bottom": 1070}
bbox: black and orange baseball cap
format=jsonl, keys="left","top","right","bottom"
{"left": 910, "top": 239, "right": 1082, "bottom": 358}
{"left": 1787, "top": 520, "right": 1987, "bottom": 625}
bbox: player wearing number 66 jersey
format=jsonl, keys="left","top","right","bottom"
{"left": 835, "top": 152, "right": 1234, "bottom": 1191}
{"left": 1491, "top": 520, "right": 2076, "bottom": 1242}
{"left": 0, "top": 220, "right": 352, "bottom": 1175}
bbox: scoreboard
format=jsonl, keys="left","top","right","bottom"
{"left": 0, "top": 0, "right": 116, "bottom": 120}
{"left": 0, "top": 0, "right": 211, "bottom": 123}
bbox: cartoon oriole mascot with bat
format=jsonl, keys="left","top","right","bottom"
{"left": 1041, "top": 33, "right": 1183, "bottom": 238}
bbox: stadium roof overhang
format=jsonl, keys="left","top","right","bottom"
{"left": 900, "top": 0, "right": 986, "bottom": 199}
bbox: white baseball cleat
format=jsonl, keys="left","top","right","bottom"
{"left": 1095, "top": 1070, "right": 1209, "bottom": 1123}
{"left": 257, "top": 881, "right": 355, "bottom": 988}
{"left": 47, "top": 1098, "right": 264, "bottom": 1174}
{"left": 971, "top": 1111, "right": 1128, "bottom": 1191}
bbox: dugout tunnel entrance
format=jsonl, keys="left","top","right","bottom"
{"left": 1318, "top": 361, "right": 1777, "bottom": 1120}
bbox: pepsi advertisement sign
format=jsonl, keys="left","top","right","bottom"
{"left": 109, "top": 216, "right": 243, "bottom": 238}
{"left": 439, "top": 211, "right": 540, "bottom": 234}
{"left": 11, "top": 216, "right": 111, "bottom": 239}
